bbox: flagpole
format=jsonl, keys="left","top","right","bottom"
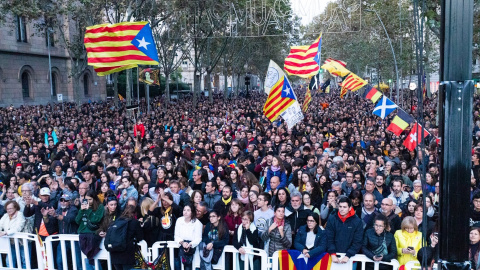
{"left": 137, "top": 67, "right": 140, "bottom": 115}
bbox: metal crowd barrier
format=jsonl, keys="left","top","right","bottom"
{"left": 271, "top": 252, "right": 400, "bottom": 270}
{"left": 1, "top": 233, "right": 411, "bottom": 270}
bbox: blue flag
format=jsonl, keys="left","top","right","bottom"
{"left": 373, "top": 96, "right": 397, "bottom": 119}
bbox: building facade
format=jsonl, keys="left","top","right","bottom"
{"left": 0, "top": 15, "right": 106, "bottom": 107}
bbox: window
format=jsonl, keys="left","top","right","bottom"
{"left": 16, "top": 16, "right": 27, "bottom": 42}
{"left": 51, "top": 73, "right": 57, "bottom": 96}
{"left": 83, "top": 74, "right": 89, "bottom": 95}
{"left": 21, "top": 72, "right": 30, "bottom": 98}
{"left": 45, "top": 29, "right": 54, "bottom": 47}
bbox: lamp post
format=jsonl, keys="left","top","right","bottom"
{"left": 364, "top": 9, "right": 400, "bottom": 104}
{"left": 47, "top": 27, "right": 54, "bottom": 98}
{"left": 409, "top": 82, "right": 416, "bottom": 113}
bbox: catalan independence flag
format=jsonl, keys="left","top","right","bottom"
{"left": 342, "top": 73, "right": 367, "bottom": 92}
{"left": 363, "top": 85, "right": 382, "bottom": 103}
{"left": 85, "top": 21, "right": 159, "bottom": 74}
{"left": 340, "top": 84, "right": 348, "bottom": 99}
{"left": 324, "top": 58, "right": 347, "bottom": 68}
{"left": 321, "top": 60, "right": 351, "bottom": 78}
{"left": 302, "top": 87, "right": 312, "bottom": 112}
{"left": 279, "top": 250, "right": 331, "bottom": 270}
{"left": 284, "top": 34, "right": 322, "bottom": 78}
{"left": 263, "top": 61, "right": 297, "bottom": 121}
{"left": 387, "top": 109, "right": 414, "bottom": 136}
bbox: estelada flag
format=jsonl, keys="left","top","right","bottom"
{"left": 363, "top": 85, "right": 382, "bottom": 103}
{"left": 279, "top": 250, "right": 331, "bottom": 270}
{"left": 403, "top": 123, "right": 430, "bottom": 151}
{"left": 85, "top": 21, "right": 159, "bottom": 74}
{"left": 284, "top": 34, "right": 322, "bottom": 78}
{"left": 321, "top": 59, "right": 350, "bottom": 77}
{"left": 342, "top": 73, "right": 367, "bottom": 92}
{"left": 302, "top": 87, "right": 312, "bottom": 112}
{"left": 387, "top": 109, "right": 414, "bottom": 136}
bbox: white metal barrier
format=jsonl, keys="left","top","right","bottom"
{"left": 0, "top": 232, "right": 45, "bottom": 270}
{"left": 405, "top": 260, "right": 438, "bottom": 270}
{"left": 150, "top": 241, "right": 268, "bottom": 270}
{"left": 43, "top": 234, "right": 149, "bottom": 270}
{"left": 271, "top": 252, "right": 400, "bottom": 270}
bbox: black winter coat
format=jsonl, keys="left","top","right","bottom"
{"left": 362, "top": 228, "right": 397, "bottom": 262}
{"left": 325, "top": 210, "right": 364, "bottom": 258}
{"left": 110, "top": 218, "right": 144, "bottom": 265}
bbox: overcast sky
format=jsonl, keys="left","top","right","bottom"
{"left": 291, "top": 0, "right": 330, "bottom": 25}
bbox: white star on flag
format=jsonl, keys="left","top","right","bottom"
{"left": 136, "top": 37, "right": 150, "bottom": 50}
{"left": 283, "top": 86, "right": 291, "bottom": 96}
{"left": 297, "top": 253, "right": 309, "bottom": 264}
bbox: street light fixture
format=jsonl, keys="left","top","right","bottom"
{"left": 409, "top": 82, "right": 417, "bottom": 113}
{"left": 364, "top": 8, "right": 400, "bottom": 104}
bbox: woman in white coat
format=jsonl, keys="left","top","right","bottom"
{"left": 0, "top": 201, "right": 26, "bottom": 268}
{"left": 233, "top": 211, "right": 261, "bottom": 270}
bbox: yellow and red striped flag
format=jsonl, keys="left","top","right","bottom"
{"left": 321, "top": 60, "right": 351, "bottom": 78}
{"left": 85, "top": 21, "right": 159, "bottom": 75}
{"left": 325, "top": 58, "right": 347, "bottom": 67}
{"left": 278, "top": 250, "right": 332, "bottom": 270}
{"left": 263, "top": 61, "right": 298, "bottom": 121}
{"left": 302, "top": 87, "right": 312, "bottom": 112}
{"left": 340, "top": 84, "right": 348, "bottom": 98}
{"left": 342, "top": 72, "right": 367, "bottom": 92}
{"left": 284, "top": 34, "right": 322, "bottom": 78}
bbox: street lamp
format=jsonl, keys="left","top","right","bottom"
{"left": 47, "top": 27, "right": 54, "bottom": 98}
{"left": 364, "top": 8, "right": 400, "bottom": 104}
{"left": 409, "top": 82, "right": 417, "bottom": 113}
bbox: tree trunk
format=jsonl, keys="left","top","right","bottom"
{"left": 224, "top": 68, "right": 228, "bottom": 100}
{"left": 73, "top": 73, "right": 82, "bottom": 107}
{"left": 206, "top": 71, "right": 213, "bottom": 103}
{"left": 236, "top": 73, "right": 241, "bottom": 96}
{"left": 113, "top": 73, "right": 119, "bottom": 107}
{"left": 165, "top": 73, "right": 170, "bottom": 103}
{"left": 126, "top": 69, "right": 132, "bottom": 105}
{"left": 193, "top": 69, "right": 199, "bottom": 106}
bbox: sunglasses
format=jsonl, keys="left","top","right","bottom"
{"left": 60, "top": 199, "right": 70, "bottom": 202}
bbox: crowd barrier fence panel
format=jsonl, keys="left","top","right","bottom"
{"left": 0, "top": 232, "right": 44, "bottom": 270}
{"left": 271, "top": 252, "right": 400, "bottom": 270}
{"left": 44, "top": 234, "right": 149, "bottom": 270}
{"left": 404, "top": 260, "right": 438, "bottom": 270}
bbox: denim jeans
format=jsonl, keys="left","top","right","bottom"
{"left": 57, "top": 241, "right": 83, "bottom": 270}
{"left": 84, "top": 258, "right": 102, "bottom": 270}
{"left": 200, "top": 259, "right": 212, "bottom": 270}
{"left": 7, "top": 242, "right": 31, "bottom": 269}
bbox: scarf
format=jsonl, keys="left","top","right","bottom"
{"left": 163, "top": 206, "right": 171, "bottom": 225}
{"left": 274, "top": 217, "right": 284, "bottom": 227}
{"left": 222, "top": 196, "right": 232, "bottom": 205}
{"left": 236, "top": 223, "right": 256, "bottom": 270}
{"left": 412, "top": 190, "right": 423, "bottom": 200}
{"left": 271, "top": 166, "right": 281, "bottom": 172}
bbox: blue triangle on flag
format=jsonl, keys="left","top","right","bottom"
{"left": 131, "top": 23, "right": 159, "bottom": 62}
{"left": 373, "top": 96, "right": 397, "bottom": 119}
{"left": 281, "top": 76, "right": 296, "bottom": 100}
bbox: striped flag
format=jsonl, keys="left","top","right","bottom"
{"left": 340, "top": 84, "right": 348, "bottom": 98}
{"left": 302, "top": 87, "right": 312, "bottom": 112}
{"left": 341, "top": 73, "right": 367, "bottom": 92}
{"left": 284, "top": 34, "right": 322, "bottom": 78}
{"left": 387, "top": 109, "right": 415, "bottom": 136}
{"left": 279, "top": 250, "right": 331, "bottom": 270}
{"left": 325, "top": 58, "right": 347, "bottom": 67}
{"left": 363, "top": 85, "right": 382, "bottom": 103}
{"left": 263, "top": 62, "right": 298, "bottom": 121}
{"left": 85, "top": 21, "right": 159, "bottom": 75}
{"left": 321, "top": 60, "right": 350, "bottom": 77}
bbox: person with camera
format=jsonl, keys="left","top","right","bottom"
{"left": 24, "top": 187, "right": 58, "bottom": 240}
{"left": 76, "top": 190, "right": 104, "bottom": 270}
{"left": 362, "top": 214, "right": 397, "bottom": 270}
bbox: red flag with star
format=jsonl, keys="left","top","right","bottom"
{"left": 403, "top": 123, "right": 430, "bottom": 151}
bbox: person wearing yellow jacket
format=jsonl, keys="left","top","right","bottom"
{"left": 394, "top": 216, "right": 423, "bottom": 265}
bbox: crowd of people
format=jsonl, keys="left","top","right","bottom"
{"left": 0, "top": 88, "right": 478, "bottom": 270}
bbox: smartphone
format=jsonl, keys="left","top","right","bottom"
{"left": 82, "top": 199, "right": 88, "bottom": 205}
{"left": 407, "top": 246, "right": 414, "bottom": 250}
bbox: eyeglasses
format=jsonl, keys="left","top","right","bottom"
{"left": 306, "top": 219, "right": 316, "bottom": 223}
{"left": 60, "top": 199, "right": 69, "bottom": 202}
{"left": 381, "top": 203, "right": 393, "bottom": 206}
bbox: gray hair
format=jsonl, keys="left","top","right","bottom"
{"left": 290, "top": 190, "right": 302, "bottom": 199}
{"left": 413, "top": 180, "right": 422, "bottom": 186}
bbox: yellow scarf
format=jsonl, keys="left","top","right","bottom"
{"left": 412, "top": 190, "right": 422, "bottom": 200}
{"left": 222, "top": 196, "right": 232, "bottom": 205}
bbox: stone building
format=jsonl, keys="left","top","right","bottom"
{"left": 0, "top": 15, "right": 106, "bottom": 106}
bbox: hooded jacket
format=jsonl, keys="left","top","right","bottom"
{"left": 326, "top": 208, "right": 364, "bottom": 258}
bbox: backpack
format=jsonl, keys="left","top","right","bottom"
{"left": 104, "top": 218, "right": 129, "bottom": 252}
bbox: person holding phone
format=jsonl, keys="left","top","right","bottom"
{"left": 394, "top": 216, "right": 423, "bottom": 265}
{"left": 362, "top": 215, "right": 397, "bottom": 270}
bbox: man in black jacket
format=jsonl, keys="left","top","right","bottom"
{"left": 326, "top": 196, "right": 364, "bottom": 264}
{"left": 24, "top": 187, "right": 58, "bottom": 240}
{"left": 286, "top": 191, "right": 311, "bottom": 246}
{"left": 380, "top": 198, "right": 402, "bottom": 233}
{"left": 213, "top": 185, "right": 232, "bottom": 217}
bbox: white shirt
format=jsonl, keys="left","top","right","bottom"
{"left": 174, "top": 216, "right": 203, "bottom": 248}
